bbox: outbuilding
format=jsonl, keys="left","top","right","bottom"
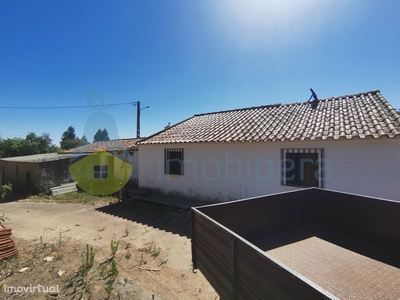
{"left": 0, "top": 153, "right": 78, "bottom": 195}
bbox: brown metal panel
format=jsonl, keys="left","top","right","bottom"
{"left": 198, "top": 189, "right": 315, "bottom": 241}
{"left": 192, "top": 244, "right": 233, "bottom": 299}
{"left": 193, "top": 229, "right": 232, "bottom": 280}
{"left": 192, "top": 211, "right": 234, "bottom": 298}
{"left": 311, "top": 189, "right": 400, "bottom": 251}
{"left": 193, "top": 213, "right": 233, "bottom": 276}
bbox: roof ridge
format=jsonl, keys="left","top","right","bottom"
{"left": 92, "top": 138, "right": 135, "bottom": 142}
{"left": 194, "top": 103, "right": 282, "bottom": 117}
{"left": 193, "top": 90, "right": 381, "bottom": 117}
{"left": 321, "top": 89, "right": 380, "bottom": 102}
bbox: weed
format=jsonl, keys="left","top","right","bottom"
{"left": 141, "top": 244, "right": 161, "bottom": 259}
{"left": 86, "top": 245, "right": 95, "bottom": 267}
{"left": 99, "top": 265, "right": 108, "bottom": 279}
{"left": 58, "top": 230, "right": 62, "bottom": 249}
{"left": 125, "top": 251, "right": 132, "bottom": 260}
{"left": 0, "top": 183, "right": 12, "bottom": 201}
{"left": 52, "top": 191, "right": 119, "bottom": 204}
{"left": 104, "top": 259, "right": 119, "bottom": 297}
{"left": 0, "top": 211, "right": 9, "bottom": 224}
{"left": 65, "top": 245, "right": 96, "bottom": 299}
{"left": 110, "top": 240, "right": 119, "bottom": 258}
{"left": 1, "top": 255, "right": 20, "bottom": 277}
{"left": 135, "top": 252, "right": 147, "bottom": 266}
{"left": 83, "top": 280, "right": 94, "bottom": 295}
{"left": 38, "top": 241, "right": 55, "bottom": 254}
{"left": 80, "top": 244, "right": 95, "bottom": 276}
{"left": 123, "top": 226, "right": 129, "bottom": 237}
{"left": 125, "top": 242, "right": 131, "bottom": 249}
{"left": 66, "top": 273, "right": 75, "bottom": 288}
{"left": 151, "top": 247, "right": 160, "bottom": 258}
{"left": 158, "top": 258, "right": 168, "bottom": 266}
{"left": 110, "top": 260, "right": 118, "bottom": 277}
{"left": 105, "top": 278, "right": 115, "bottom": 296}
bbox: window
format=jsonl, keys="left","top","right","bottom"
{"left": 94, "top": 165, "right": 108, "bottom": 179}
{"left": 281, "top": 149, "right": 324, "bottom": 188}
{"left": 165, "top": 148, "right": 184, "bottom": 175}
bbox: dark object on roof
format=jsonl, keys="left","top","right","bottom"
{"left": 140, "top": 90, "right": 400, "bottom": 144}
{"left": 309, "top": 88, "right": 319, "bottom": 109}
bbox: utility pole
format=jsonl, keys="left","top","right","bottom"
{"left": 133, "top": 101, "right": 149, "bottom": 138}
{"left": 136, "top": 101, "right": 140, "bottom": 138}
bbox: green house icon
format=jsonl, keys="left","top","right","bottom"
{"left": 69, "top": 151, "right": 132, "bottom": 195}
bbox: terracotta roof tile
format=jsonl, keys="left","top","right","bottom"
{"left": 64, "top": 138, "right": 141, "bottom": 153}
{"left": 139, "top": 90, "right": 400, "bottom": 145}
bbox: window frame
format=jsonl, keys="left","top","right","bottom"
{"left": 281, "top": 148, "right": 324, "bottom": 188}
{"left": 94, "top": 165, "right": 108, "bottom": 179}
{"left": 164, "top": 148, "right": 184, "bottom": 176}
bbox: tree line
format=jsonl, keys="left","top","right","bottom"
{"left": 0, "top": 126, "right": 110, "bottom": 158}
{"left": 60, "top": 126, "right": 110, "bottom": 149}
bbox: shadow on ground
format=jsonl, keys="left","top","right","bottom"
{"left": 1, "top": 193, "right": 26, "bottom": 203}
{"left": 95, "top": 200, "right": 192, "bottom": 238}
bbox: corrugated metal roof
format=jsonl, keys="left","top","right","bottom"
{"left": 0, "top": 153, "right": 82, "bottom": 163}
{"left": 139, "top": 90, "right": 400, "bottom": 144}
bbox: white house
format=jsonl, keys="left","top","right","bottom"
{"left": 138, "top": 90, "right": 400, "bottom": 202}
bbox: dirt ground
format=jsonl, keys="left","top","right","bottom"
{"left": 0, "top": 198, "right": 219, "bottom": 299}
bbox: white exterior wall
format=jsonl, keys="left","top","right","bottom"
{"left": 112, "top": 150, "right": 139, "bottom": 184}
{"left": 138, "top": 138, "right": 400, "bottom": 201}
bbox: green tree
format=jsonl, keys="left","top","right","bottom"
{"left": 60, "top": 126, "right": 80, "bottom": 150}
{"left": 0, "top": 133, "right": 59, "bottom": 158}
{"left": 60, "top": 139, "right": 80, "bottom": 150}
{"left": 25, "top": 132, "right": 57, "bottom": 154}
{"left": 62, "top": 126, "right": 76, "bottom": 141}
{"left": 0, "top": 138, "right": 24, "bottom": 157}
{"left": 80, "top": 135, "right": 89, "bottom": 146}
{"left": 93, "top": 129, "right": 110, "bottom": 142}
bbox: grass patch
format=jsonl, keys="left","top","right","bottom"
{"left": 40, "top": 191, "right": 120, "bottom": 204}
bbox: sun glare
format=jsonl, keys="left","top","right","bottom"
{"left": 210, "top": 0, "right": 349, "bottom": 51}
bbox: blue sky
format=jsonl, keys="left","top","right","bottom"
{"left": 0, "top": 1, "right": 399, "bottom": 144}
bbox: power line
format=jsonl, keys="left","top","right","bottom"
{"left": 0, "top": 102, "right": 135, "bottom": 109}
